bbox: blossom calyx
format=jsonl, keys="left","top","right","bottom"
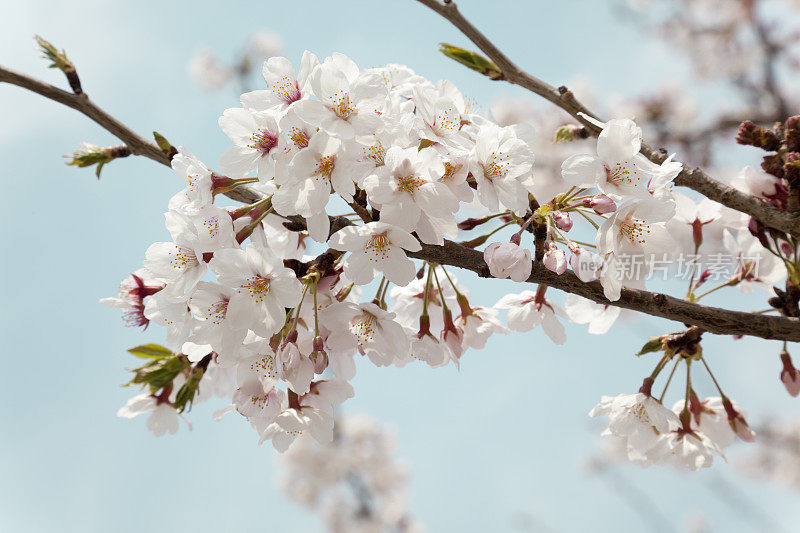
{"left": 720, "top": 396, "right": 756, "bottom": 443}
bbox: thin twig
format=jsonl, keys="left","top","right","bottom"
{"left": 0, "top": 64, "right": 262, "bottom": 204}
{"left": 0, "top": 65, "right": 167, "bottom": 165}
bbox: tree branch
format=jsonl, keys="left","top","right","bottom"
{"left": 408, "top": 239, "right": 800, "bottom": 342}
{"left": 414, "top": 0, "right": 800, "bottom": 237}
{"left": 641, "top": 144, "right": 800, "bottom": 236}
{"left": 4, "top": 59, "right": 799, "bottom": 342}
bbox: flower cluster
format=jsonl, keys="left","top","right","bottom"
{"left": 104, "top": 51, "right": 788, "bottom": 466}
{"left": 589, "top": 328, "right": 756, "bottom": 471}
{"left": 107, "top": 52, "right": 536, "bottom": 451}
{"left": 590, "top": 391, "right": 755, "bottom": 470}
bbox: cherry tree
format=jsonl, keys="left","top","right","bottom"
{"left": 4, "top": 0, "right": 800, "bottom": 528}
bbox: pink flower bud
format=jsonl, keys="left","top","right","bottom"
{"left": 583, "top": 194, "right": 616, "bottom": 214}
{"left": 639, "top": 376, "right": 655, "bottom": 396}
{"left": 691, "top": 219, "right": 704, "bottom": 249}
{"left": 313, "top": 336, "right": 325, "bottom": 353}
{"left": 781, "top": 351, "right": 800, "bottom": 397}
{"left": 569, "top": 248, "right": 602, "bottom": 282}
{"left": 543, "top": 243, "right": 567, "bottom": 275}
{"left": 551, "top": 211, "right": 573, "bottom": 232}
{"left": 748, "top": 217, "right": 771, "bottom": 250}
{"left": 484, "top": 242, "right": 532, "bottom": 282}
{"left": 310, "top": 348, "right": 328, "bottom": 374}
{"left": 458, "top": 217, "right": 493, "bottom": 231}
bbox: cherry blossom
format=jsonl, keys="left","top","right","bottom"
{"left": 260, "top": 380, "right": 354, "bottom": 452}
{"left": 672, "top": 396, "right": 754, "bottom": 449}
{"left": 589, "top": 392, "right": 680, "bottom": 464}
{"left": 644, "top": 428, "right": 723, "bottom": 471}
{"left": 240, "top": 51, "right": 318, "bottom": 112}
{"left": 294, "top": 53, "right": 386, "bottom": 140}
{"left": 569, "top": 248, "right": 603, "bottom": 282}
{"left": 597, "top": 197, "right": 675, "bottom": 257}
{"left": 166, "top": 206, "right": 236, "bottom": 254}
{"left": 564, "top": 294, "right": 621, "bottom": 335}
{"left": 117, "top": 393, "right": 191, "bottom": 437}
{"left": 667, "top": 191, "right": 722, "bottom": 252}
{"left": 209, "top": 244, "right": 303, "bottom": 337}
{"left": 722, "top": 229, "right": 787, "bottom": 293}
{"left": 142, "top": 288, "right": 193, "bottom": 349}
{"left": 484, "top": 241, "right": 532, "bottom": 282}
{"left": 272, "top": 131, "right": 352, "bottom": 242}
{"left": 583, "top": 193, "right": 616, "bottom": 214}
{"left": 168, "top": 147, "right": 215, "bottom": 212}
{"left": 142, "top": 232, "right": 206, "bottom": 301}
{"left": 100, "top": 269, "right": 164, "bottom": 329}
{"left": 188, "top": 281, "right": 248, "bottom": 361}
{"left": 329, "top": 222, "right": 421, "bottom": 286}
{"left": 323, "top": 301, "right": 410, "bottom": 367}
{"left": 412, "top": 79, "right": 472, "bottom": 149}
{"left": 409, "top": 334, "right": 452, "bottom": 368}
{"left": 469, "top": 122, "right": 535, "bottom": 214}
{"left": 363, "top": 146, "right": 458, "bottom": 245}
{"left": 232, "top": 379, "right": 284, "bottom": 421}
{"left": 780, "top": 350, "right": 800, "bottom": 397}
{"left": 543, "top": 243, "right": 567, "bottom": 274}
{"left": 596, "top": 196, "right": 675, "bottom": 300}
{"left": 218, "top": 108, "right": 281, "bottom": 178}
{"left": 561, "top": 117, "right": 681, "bottom": 199}
{"left": 495, "top": 290, "right": 567, "bottom": 344}
{"left": 455, "top": 306, "right": 509, "bottom": 349}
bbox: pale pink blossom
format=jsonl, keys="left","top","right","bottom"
{"left": 484, "top": 242, "right": 532, "bottom": 282}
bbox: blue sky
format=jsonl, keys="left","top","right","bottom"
{"left": 1, "top": 1, "right": 799, "bottom": 532}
